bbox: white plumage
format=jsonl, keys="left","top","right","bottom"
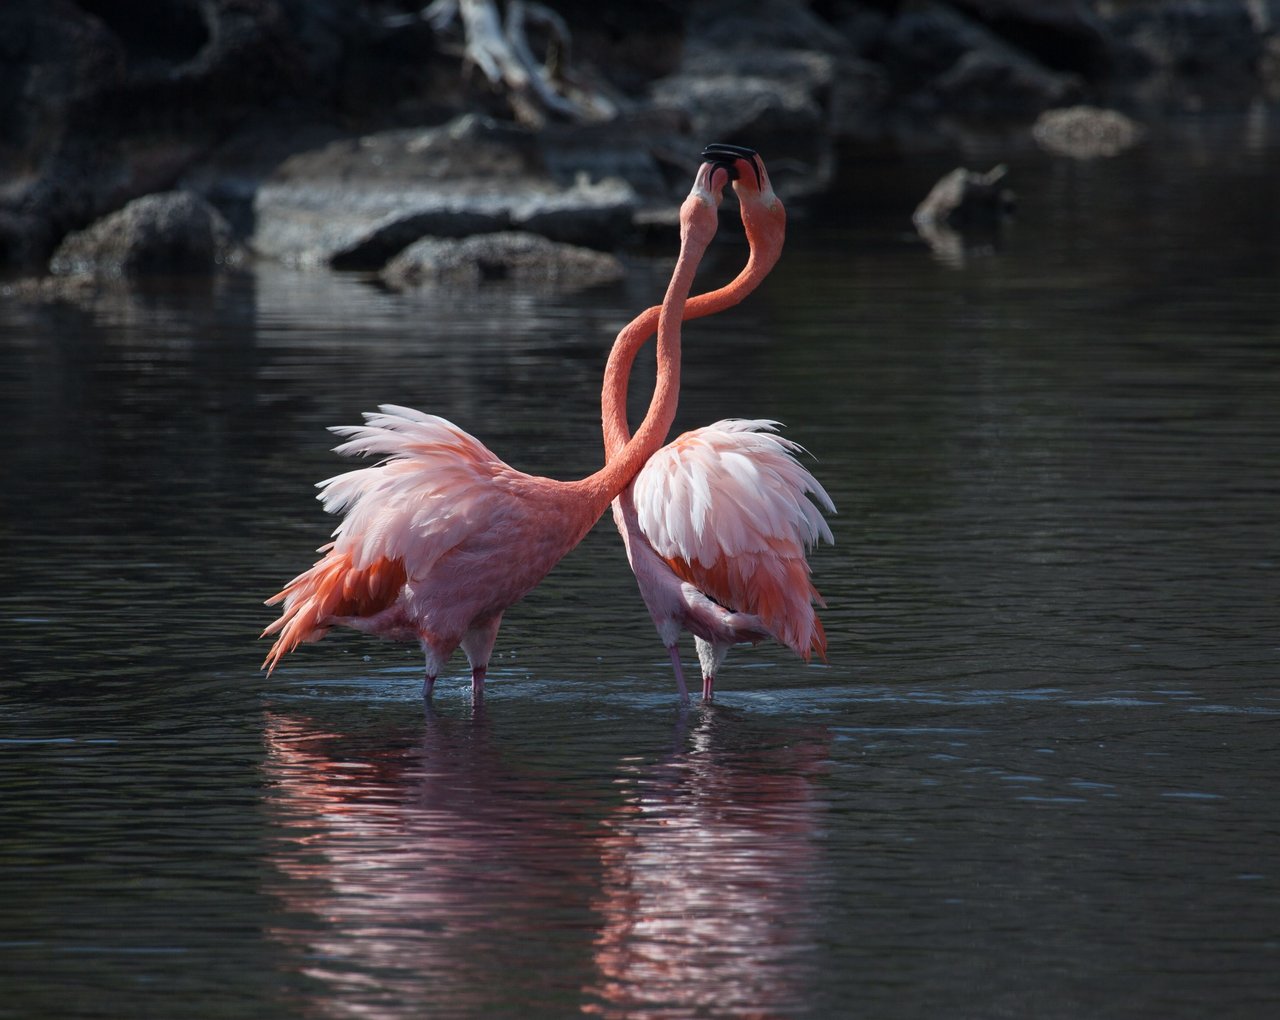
{"left": 619, "top": 418, "right": 836, "bottom": 697}
{"left": 316, "top": 404, "right": 517, "bottom": 579}
{"left": 633, "top": 419, "right": 834, "bottom": 571}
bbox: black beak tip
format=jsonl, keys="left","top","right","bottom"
{"left": 709, "top": 159, "right": 739, "bottom": 183}
{"left": 701, "top": 142, "right": 758, "bottom": 161}
{"left": 700, "top": 143, "right": 763, "bottom": 188}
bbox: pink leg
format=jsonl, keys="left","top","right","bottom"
{"left": 701, "top": 673, "right": 715, "bottom": 702}
{"left": 423, "top": 674, "right": 437, "bottom": 700}
{"left": 668, "top": 646, "right": 689, "bottom": 703}
{"left": 461, "top": 616, "right": 500, "bottom": 702}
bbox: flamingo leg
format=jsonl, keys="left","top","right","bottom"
{"left": 702, "top": 673, "right": 715, "bottom": 703}
{"left": 423, "top": 674, "right": 437, "bottom": 700}
{"left": 667, "top": 646, "right": 689, "bottom": 703}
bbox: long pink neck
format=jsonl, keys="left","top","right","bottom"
{"left": 601, "top": 214, "right": 782, "bottom": 461}
{"left": 573, "top": 211, "right": 716, "bottom": 509}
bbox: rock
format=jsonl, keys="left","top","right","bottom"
{"left": 0, "top": 0, "right": 307, "bottom": 268}
{"left": 879, "top": 2, "right": 1084, "bottom": 118}
{"left": 913, "top": 165, "right": 1014, "bottom": 228}
{"left": 251, "top": 114, "right": 640, "bottom": 269}
{"left": 946, "top": 0, "right": 1115, "bottom": 75}
{"left": 536, "top": 109, "right": 699, "bottom": 201}
{"left": 381, "top": 231, "right": 625, "bottom": 291}
{"left": 1032, "top": 106, "right": 1144, "bottom": 159}
{"left": 932, "top": 44, "right": 1082, "bottom": 115}
{"left": 509, "top": 175, "right": 638, "bottom": 247}
{"left": 0, "top": 0, "right": 128, "bottom": 265}
{"left": 646, "top": 0, "right": 849, "bottom": 180}
{"left": 651, "top": 4, "right": 837, "bottom": 132}
{"left": 1108, "top": 0, "right": 1263, "bottom": 80}
{"left": 48, "top": 191, "right": 243, "bottom": 277}
{"left": 650, "top": 56, "right": 832, "bottom": 142}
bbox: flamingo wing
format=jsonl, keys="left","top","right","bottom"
{"left": 262, "top": 405, "right": 524, "bottom": 671}
{"left": 631, "top": 419, "right": 835, "bottom": 659}
{"left": 318, "top": 404, "right": 521, "bottom": 578}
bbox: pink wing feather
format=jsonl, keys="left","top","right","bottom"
{"left": 318, "top": 404, "right": 518, "bottom": 579}
{"left": 631, "top": 419, "right": 835, "bottom": 659}
{"left": 262, "top": 405, "right": 523, "bottom": 671}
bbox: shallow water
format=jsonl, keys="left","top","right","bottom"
{"left": 2, "top": 113, "right": 1279, "bottom": 1017}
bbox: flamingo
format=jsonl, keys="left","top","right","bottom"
{"left": 261, "top": 155, "right": 736, "bottom": 697}
{"left": 602, "top": 144, "right": 835, "bottom": 702}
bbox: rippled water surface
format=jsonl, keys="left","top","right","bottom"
{"left": 3, "top": 115, "right": 1279, "bottom": 1018}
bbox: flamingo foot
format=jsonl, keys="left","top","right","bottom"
{"left": 668, "top": 646, "right": 689, "bottom": 703}
{"left": 701, "top": 673, "right": 715, "bottom": 702}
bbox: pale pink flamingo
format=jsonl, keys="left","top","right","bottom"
{"left": 603, "top": 144, "right": 835, "bottom": 702}
{"left": 262, "top": 157, "right": 736, "bottom": 697}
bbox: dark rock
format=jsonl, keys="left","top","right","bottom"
{"left": 536, "top": 109, "right": 701, "bottom": 200}
{"left": 882, "top": 3, "right": 1083, "bottom": 117}
{"left": 251, "top": 115, "right": 639, "bottom": 269}
{"left": 946, "top": 0, "right": 1115, "bottom": 76}
{"left": 48, "top": 191, "right": 243, "bottom": 277}
{"left": 1032, "top": 105, "right": 1144, "bottom": 159}
{"left": 0, "top": 0, "right": 307, "bottom": 268}
{"left": 653, "top": 2, "right": 844, "bottom": 126}
{"left": 650, "top": 55, "right": 833, "bottom": 141}
{"left": 646, "top": 0, "right": 849, "bottom": 179}
{"left": 0, "top": 0, "right": 128, "bottom": 265}
{"left": 509, "top": 176, "right": 638, "bottom": 247}
{"left": 381, "top": 231, "right": 625, "bottom": 291}
{"left": 1109, "top": 0, "right": 1263, "bottom": 78}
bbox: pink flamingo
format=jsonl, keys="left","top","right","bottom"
{"left": 262, "top": 157, "right": 736, "bottom": 697}
{"left": 603, "top": 144, "right": 835, "bottom": 702}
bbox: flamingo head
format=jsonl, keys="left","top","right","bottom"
{"left": 681, "top": 152, "right": 735, "bottom": 244}
{"left": 701, "top": 142, "right": 786, "bottom": 271}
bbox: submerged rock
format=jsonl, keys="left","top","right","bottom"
{"left": 381, "top": 230, "right": 625, "bottom": 290}
{"left": 48, "top": 191, "right": 243, "bottom": 277}
{"left": 1032, "top": 105, "right": 1145, "bottom": 159}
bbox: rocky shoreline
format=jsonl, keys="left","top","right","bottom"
{"left": 3, "top": 0, "right": 1277, "bottom": 285}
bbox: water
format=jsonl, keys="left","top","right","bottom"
{"left": 3, "top": 113, "right": 1279, "bottom": 1017}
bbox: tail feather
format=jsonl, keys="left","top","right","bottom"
{"left": 261, "top": 547, "right": 407, "bottom": 674}
{"left": 809, "top": 611, "right": 828, "bottom": 663}
{"left": 665, "top": 546, "right": 826, "bottom": 663}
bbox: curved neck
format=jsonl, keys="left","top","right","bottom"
{"left": 601, "top": 212, "right": 783, "bottom": 461}
{"left": 574, "top": 213, "right": 717, "bottom": 509}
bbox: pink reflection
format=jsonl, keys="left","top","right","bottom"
{"left": 262, "top": 705, "right": 601, "bottom": 1017}
{"left": 584, "top": 712, "right": 830, "bottom": 1018}
{"left": 262, "top": 705, "right": 830, "bottom": 1017}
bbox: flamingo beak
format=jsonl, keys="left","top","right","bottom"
{"left": 709, "top": 159, "right": 739, "bottom": 183}
{"left": 701, "top": 143, "right": 763, "bottom": 188}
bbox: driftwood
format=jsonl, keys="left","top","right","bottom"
{"left": 913, "top": 165, "right": 1014, "bottom": 266}
{"left": 415, "top": 0, "right": 616, "bottom": 126}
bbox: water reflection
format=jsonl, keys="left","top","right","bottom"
{"left": 262, "top": 703, "right": 832, "bottom": 1017}
{"left": 263, "top": 704, "right": 603, "bottom": 1016}
{"left": 585, "top": 710, "right": 830, "bottom": 1018}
